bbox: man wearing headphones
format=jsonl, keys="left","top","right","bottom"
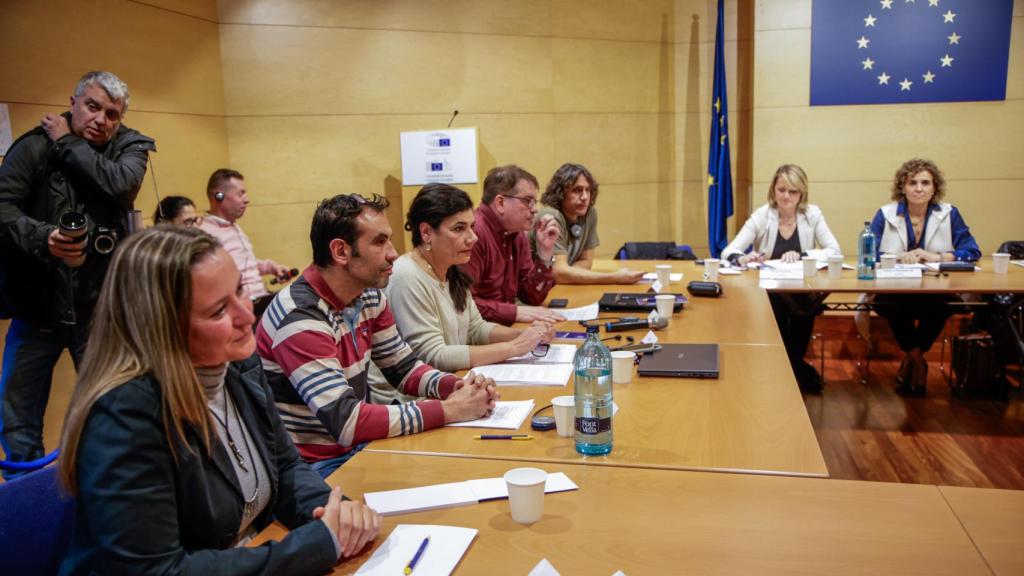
{"left": 199, "top": 168, "right": 291, "bottom": 299}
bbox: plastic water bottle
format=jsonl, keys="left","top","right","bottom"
{"left": 573, "top": 325, "right": 613, "bottom": 455}
{"left": 857, "top": 221, "right": 877, "bottom": 280}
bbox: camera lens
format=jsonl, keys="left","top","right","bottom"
{"left": 93, "top": 232, "right": 116, "bottom": 255}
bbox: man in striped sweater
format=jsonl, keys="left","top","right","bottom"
{"left": 256, "top": 194, "right": 497, "bottom": 478}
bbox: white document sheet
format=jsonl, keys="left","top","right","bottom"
{"left": 465, "top": 472, "right": 579, "bottom": 501}
{"left": 758, "top": 262, "right": 804, "bottom": 280}
{"left": 506, "top": 343, "right": 578, "bottom": 364}
{"left": 364, "top": 482, "right": 478, "bottom": 516}
{"left": 445, "top": 400, "right": 535, "bottom": 429}
{"left": 641, "top": 272, "right": 684, "bottom": 282}
{"left": 471, "top": 363, "right": 573, "bottom": 386}
{"left": 558, "top": 302, "right": 599, "bottom": 321}
{"left": 876, "top": 268, "right": 923, "bottom": 279}
{"left": 1012, "top": 260, "right": 1024, "bottom": 268}
{"left": 356, "top": 524, "right": 477, "bottom": 576}
{"left": 717, "top": 267, "right": 741, "bottom": 275}
{"left": 363, "top": 473, "right": 579, "bottom": 515}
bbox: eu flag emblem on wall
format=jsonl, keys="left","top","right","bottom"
{"left": 707, "top": 0, "right": 733, "bottom": 258}
{"left": 810, "top": 0, "right": 1014, "bottom": 105}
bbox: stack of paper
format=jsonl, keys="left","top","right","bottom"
{"left": 474, "top": 343, "right": 578, "bottom": 386}
{"left": 363, "top": 472, "right": 579, "bottom": 515}
{"left": 445, "top": 400, "right": 535, "bottom": 429}
{"left": 356, "top": 524, "right": 477, "bottom": 576}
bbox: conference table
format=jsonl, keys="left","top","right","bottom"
{"left": 253, "top": 451, "right": 1017, "bottom": 575}
{"left": 253, "top": 258, "right": 1024, "bottom": 574}
{"left": 368, "top": 275, "right": 828, "bottom": 478}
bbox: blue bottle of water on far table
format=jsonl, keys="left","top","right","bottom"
{"left": 857, "top": 220, "right": 877, "bottom": 280}
{"left": 573, "top": 325, "right": 613, "bottom": 455}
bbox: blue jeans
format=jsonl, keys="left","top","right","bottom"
{"left": 308, "top": 442, "right": 369, "bottom": 480}
{"left": 0, "top": 318, "right": 88, "bottom": 479}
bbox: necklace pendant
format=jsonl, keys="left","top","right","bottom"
{"left": 229, "top": 440, "right": 248, "bottom": 471}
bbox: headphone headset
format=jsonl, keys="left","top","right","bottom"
{"left": 214, "top": 190, "right": 225, "bottom": 201}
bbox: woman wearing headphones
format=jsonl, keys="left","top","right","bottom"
{"left": 58, "top": 227, "right": 380, "bottom": 575}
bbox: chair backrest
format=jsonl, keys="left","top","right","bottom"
{"left": 996, "top": 240, "right": 1024, "bottom": 259}
{"left": 615, "top": 242, "right": 696, "bottom": 260}
{"left": 0, "top": 465, "right": 75, "bottom": 575}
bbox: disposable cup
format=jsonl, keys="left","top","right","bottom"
{"left": 802, "top": 256, "right": 817, "bottom": 278}
{"left": 655, "top": 294, "right": 675, "bottom": 322}
{"left": 703, "top": 258, "right": 720, "bottom": 281}
{"left": 827, "top": 255, "right": 843, "bottom": 279}
{"left": 993, "top": 253, "right": 1010, "bottom": 274}
{"left": 611, "top": 350, "right": 636, "bottom": 384}
{"left": 881, "top": 254, "right": 897, "bottom": 269}
{"left": 504, "top": 467, "right": 547, "bottom": 524}
{"left": 551, "top": 395, "right": 575, "bottom": 438}
{"left": 655, "top": 264, "right": 672, "bottom": 288}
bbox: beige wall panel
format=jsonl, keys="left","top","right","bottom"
{"left": 239, "top": 203, "right": 320, "bottom": 270}
{"left": 553, "top": 0, "right": 676, "bottom": 43}
{"left": 0, "top": 0, "right": 224, "bottom": 115}
{"left": 753, "top": 28, "right": 809, "bottom": 108}
{"left": 134, "top": 0, "right": 218, "bottom": 21}
{"left": 553, "top": 38, "right": 669, "bottom": 114}
{"left": 674, "top": 39, "right": 748, "bottom": 113}
{"left": 218, "top": 0, "right": 553, "bottom": 36}
{"left": 553, "top": 113, "right": 676, "bottom": 185}
{"left": 225, "top": 114, "right": 556, "bottom": 204}
{"left": 673, "top": 0, "right": 749, "bottom": 43}
{"left": 588, "top": 181, "right": 686, "bottom": 258}
{"left": 755, "top": 0, "right": 812, "bottom": 31}
{"left": 753, "top": 101, "right": 1024, "bottom": 182}
{"left": 218, "top": 25, "right": 553, "bottom": 116}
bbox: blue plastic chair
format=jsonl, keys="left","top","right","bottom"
{"left": 0, "top": 464, "right": 75, "bottom": 575}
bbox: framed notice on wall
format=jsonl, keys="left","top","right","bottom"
{"left": 0, "top": 103, "right": 14, "bottom": 157}
{"left": 400, "top": 128, "right": 478, "bottom": 186}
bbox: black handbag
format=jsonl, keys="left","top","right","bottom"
{"left": 950, "top": 333, "right": 1000, "bottom": 397}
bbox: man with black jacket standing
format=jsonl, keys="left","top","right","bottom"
{"left": 0, "top": 71, "right": 155, "bottom": 477}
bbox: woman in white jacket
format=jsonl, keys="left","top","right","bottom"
{"left": 722, "top": 164, "right": 840, "bottom": 393}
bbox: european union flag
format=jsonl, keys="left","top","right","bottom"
{"left": 811, "top": 0, "right": 1014, "bottom": 106}
{"left": 707, "top": 0, "right": 733, "bottom": 258}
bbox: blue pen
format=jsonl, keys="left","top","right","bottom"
{"left": 404, "top": 536, "right": 430, "bottom": 575}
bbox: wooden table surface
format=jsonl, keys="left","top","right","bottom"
{"left": 369, "top": 342, "right": 827, "bottom": 476}
{"left": 938, "top": 485, "right": 1024, "bottom": 576}
{"left": 254, "top": 452, "right": 993, "bottom": 575}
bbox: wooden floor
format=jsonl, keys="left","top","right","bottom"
{"left": 2, "top": 318, "right": 1024, "bottom": 489}
{"left": 805, "top": 315, "right": 1024, "bottom": 489}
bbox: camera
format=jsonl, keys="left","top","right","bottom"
{"left": 92, "top": 227, "right": 119, "bottom": 255}
{"left": 58, "top": 211, "right": 121, "bottom": 259}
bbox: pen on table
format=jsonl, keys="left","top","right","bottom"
{"left": 404, "top": 536, "right": 430, "bottom": 575}
{"left": 473, "top": 434, "right": 534, "bottom": 440}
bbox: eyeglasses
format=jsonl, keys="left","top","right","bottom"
{"left": 501, "top": 195, "right": 538, "bottom": 209}
{"left": 530, "top": 343, "right": 550, "bottom": 358}
{"left": 183, "top": 216, "right": 204, "bottom": 228}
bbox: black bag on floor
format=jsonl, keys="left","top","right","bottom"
{"left": 950, "top": 333, "right": 1000, "bottom": 396}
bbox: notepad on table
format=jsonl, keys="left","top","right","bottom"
{"left": 355, "top": 524, "right": 477, "bottom": 576}
{"left": 558, "top": 302, "right": 599, "bottom": 321}
{"left": 445, "top": 400, "right": 535, "bottom": 430}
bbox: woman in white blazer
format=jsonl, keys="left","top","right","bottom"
{"left": 722, "top": 164, "right": 841, "bottom": 393}
{"left": 870, "top": 158, "right": 981, "bottom": 396}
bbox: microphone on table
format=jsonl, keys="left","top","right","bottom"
{"left": 270, "top": 268, "right": 300, "bottom": 285}
{"left": 604, "top": 315, "right": 668, "bottom": 333}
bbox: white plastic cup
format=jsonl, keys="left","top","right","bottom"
{"left": 551, "top": 395, "right": 575, "bottom": 438}
{"left": 655, "top": 294, "right": 675, "bottom": 322}
{"left": 802, "top": 256, "right": 817, "bottom": 278}
{"left": 610, "top": 350, "right": 636, "bottom": 384}
{"left": 881, "top": 253, "right": 897, "bottom": 269}
{"left": 504, "top": 467, "right": 547, "bottom": 524}
{"left": 993, "top": 252, "right": 1010, "bottom": 274}
{"left": 827, "top": 255, "right": 843, "bottom": 279}
{"left": 703, "top": 258, "right": 720, "bottom": 281}
{"left": 655, "top": 264, "right": 672, "bottom": 288}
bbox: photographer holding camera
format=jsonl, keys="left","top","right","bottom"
{"left": 0, "top": 71, "right": 155, "bottom": 478}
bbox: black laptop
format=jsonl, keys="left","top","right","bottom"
{"left": 637, "top": 343, "right": 719, "bottom": 379}
{"left": 598, "top": 292, "right": 687, "bottom": 312}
